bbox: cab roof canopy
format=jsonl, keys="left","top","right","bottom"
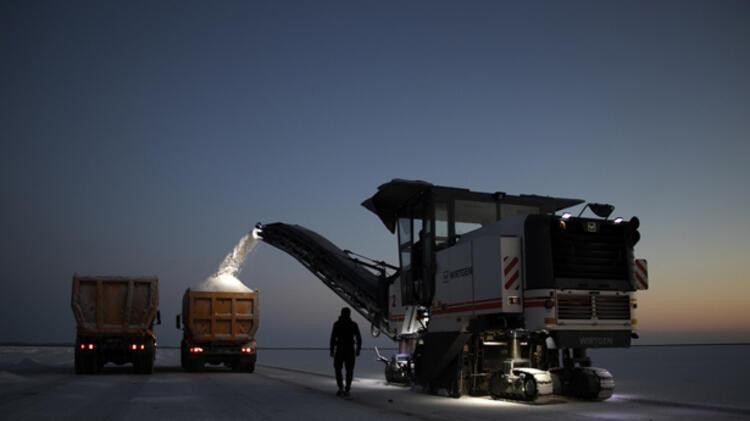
{"left": 362, "top": 179, "right": 584, "bottom": 233}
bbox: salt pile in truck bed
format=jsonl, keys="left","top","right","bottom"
{"left": 177, "top": 231, "right": 260, "bottom": 372}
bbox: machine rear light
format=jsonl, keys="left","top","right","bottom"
{"left": 189, "top": 347, "right": 204, "bottom": 353}
{"left": 80, "top": 344, "right": 85, "bottom": 350}
{"left": 88, "top": 344, "right": 95, "bottom": 350}
{"left": 130, "top": 344, "right": 137, "bottom": 350}
{"left": 241, "top": 347, "right": 253, "bottom": 353}
{"left": 140, "top": 344, "right": 145, "bottom": 350}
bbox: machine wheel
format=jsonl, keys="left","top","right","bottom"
{"left": 571, "top": 369, "right": 598, "bottom": 399}
{"left": 571, "top": 367, "right": 614, "bottom": 401}
{"left": 522, "top": 374, "right": 538, "bottom": 401}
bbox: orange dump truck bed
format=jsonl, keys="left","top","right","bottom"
{"left": 71, "top": 275, "right": 159, "bottom": 337}
{"left": 182, "top": 289, "right": 259, "bottom": 342}
{"left": 70, "top": 275, "right": 159, "bottom": 375}
{"left": 179, "top": 289, "right": 259, "bottom": 372}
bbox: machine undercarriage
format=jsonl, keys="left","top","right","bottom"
{"left": 383, "top": 327, "right": 615, "bottom": 403}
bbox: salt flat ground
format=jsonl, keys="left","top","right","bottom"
{"left": 0, "top": 345, "right": 747, "bottom": 420}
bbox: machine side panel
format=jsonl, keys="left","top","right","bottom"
{"left": 430, "top": 242, "right": 473, "bottom": 332}
{"left": 388, "top": 278, "right": 405, "bottom": 322}
{"left": 471, "top": 236, "right": 504, "bottom": 315}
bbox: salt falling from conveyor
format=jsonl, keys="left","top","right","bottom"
{"left": 192, "top": 229, "right": 262, "bottom": 292}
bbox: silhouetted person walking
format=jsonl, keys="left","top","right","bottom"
{"left": 330, "top": 307, "right": 362, "bottom": 396}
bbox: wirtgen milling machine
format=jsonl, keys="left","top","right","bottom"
{"left": 257, "top": 179, "right": 649, "bottom": 402}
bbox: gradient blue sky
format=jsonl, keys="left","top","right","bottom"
{"left": 1, "top": 0, "right": 748, "bottom": 346}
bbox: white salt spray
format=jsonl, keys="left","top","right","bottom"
{"left": 193, "top": 229, "right": 262, "bottom": 292}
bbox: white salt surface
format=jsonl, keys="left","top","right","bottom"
{"left": 0, "top": 371, "right": 27, "bottom": 382}
{"left": 192, "top": 230, "right": 260, "bottom": 293}
{"left": 0, "top": 346, "right": 747, "bottom": 420}
{"left": 193, "top": 273, "right": 253, "bottom": 293}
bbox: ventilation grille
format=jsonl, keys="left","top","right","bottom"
{"left": 557, "top": 295, "right": 593, "bottom": 319}
{"left": 557, "top": 294, "right": 630, "bottom": 320}
{"left": 595, "top": 295, "right": 631, "bottom": 320}
{"left": 551, "top": 220, "right": 629, "bottom": 280}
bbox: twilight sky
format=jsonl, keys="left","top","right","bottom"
{"left": 1, "top": 0, "right": 748, "bottom": 347}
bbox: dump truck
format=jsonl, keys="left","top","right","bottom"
{"left": 177, "top": 289, "right": 259, "bottom": 372}
{"left": 256, "top": 179, "right": 649, "bottom": 402}
{"left": 71, "top": 275, "right": 160, "bottom": 374}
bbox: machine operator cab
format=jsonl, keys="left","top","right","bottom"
{"left": 362, "top": 179, "right": 585, "bottom": 310}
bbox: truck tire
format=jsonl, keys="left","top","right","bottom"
{"left": 133, "top": 353, "right": 152, "bottom": 374}
{"left": 74, "top": 349, "right": 85, "bottom": 375}
{"left": 79, "top": 352, "right": 98, "bottom": 375}
{"left": 185, "top": 357, "right": 204, "bottom": 372}
{"left": 142, "top": 351, "right": 155, "bottom": 374}
{"left": 133, "top": 356, "right": 143, "bottom": 374}
{"left": 231, "top": 360, "right": 254, "bottom": 373}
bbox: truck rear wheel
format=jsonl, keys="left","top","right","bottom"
{"left": 76, "top": 351, "right": 98, "bottom": 375}
{"left": 134, "top": 351, "right": 155, "bottom": 374}
{"left": 74, "top": 349, "right": 85, "bottom": 374}
{"left": 141, "top": 354, "right": 154, "bottom": 374}
{"left": 232, "top": 360, "right": 254, "bottom": 373}
{"left": 185, "top": 357, "right": 204, "bottom": 372}
{"left": 133, "top": 356, "right": 142, "bottom": 373}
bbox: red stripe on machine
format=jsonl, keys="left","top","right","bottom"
{"left": 504, "top": 257, "right": 519, "bottom": 276}
{"left": 635, "top": 260, "right": 648, "bottom": 276}
{"left": 504, "top": 271, "right": 519, "bottom": 289}
{"left": 635, "top": 272, "right": 647, "bottom": 289}
{"left": 432, "top": 300, "right": 503, "bottom": 315}
{"left": 524, "top": 300, "right": 548, "bottom": 308}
